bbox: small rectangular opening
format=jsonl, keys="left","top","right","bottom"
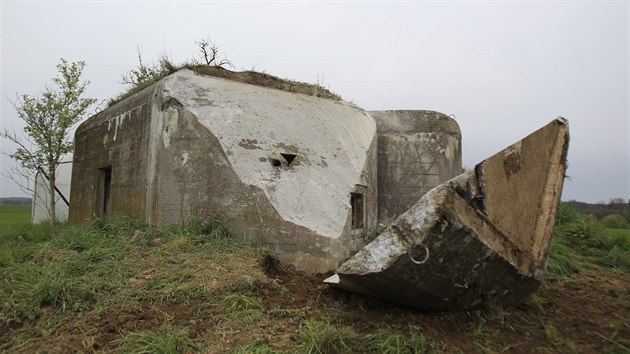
{"left": 97, "top": 166, "right": 112, "bottom": 215}
{"left": 351, "top": 192, "right": 364, "bottom": 229}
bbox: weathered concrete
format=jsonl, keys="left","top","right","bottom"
{"left": 325, "top": 118, "right": 569, "bottom": 311}
{"left": 70, "top": 86, "right": 155, "bottom": 221}
{"left": 70, "top": 69, "right": 378, "bottom": 273}
{"left": 371, "top": 110, "right": 461, "bottom": 223}
{"left": 69, "top": 68, "right": 465, "bottom": 274}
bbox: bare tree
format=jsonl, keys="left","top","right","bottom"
{"left": 609, "top": 198, "right": 627, "bottom": 205}
{"left": 195, "top": 37, "right": 232, "bottom": 67}
{"left": 1, "top": 59, "right": 96, "bottom": 224}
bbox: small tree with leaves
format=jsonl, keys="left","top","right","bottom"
{"left": 1, "top": 59, "right": 96, "bottom": 224}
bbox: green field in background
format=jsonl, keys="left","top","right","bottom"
{"left": 0, "top": 204, "right": 31, "bottom": 228}
{"left": 606, "top": 228, "right": 630, "bottom": 238}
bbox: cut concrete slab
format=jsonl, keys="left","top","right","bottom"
{"left": 325, "top": 118, "right": 569, "bottom": 311}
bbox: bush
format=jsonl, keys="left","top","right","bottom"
{"left": 600, "top": 213, "right": 630, "bottom": 229}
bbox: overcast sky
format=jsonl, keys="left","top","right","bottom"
{"left": 1, "top": 1, "right": 628, "bottom": 203}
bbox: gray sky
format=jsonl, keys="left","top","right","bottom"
{"left": 1, "top": 1, "right": 628, "bottom": 203}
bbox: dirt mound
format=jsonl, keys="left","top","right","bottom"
{"left": 191, "top": 66, "right": 342, "bottom": 101}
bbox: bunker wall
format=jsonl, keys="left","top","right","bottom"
{"left": 370, "top": 110, "right": 462, "bottom": 223}
{"left": 69, "top": 86, "right": 156, "bottom": 222}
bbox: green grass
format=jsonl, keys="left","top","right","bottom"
{"left": 294, "top": 320, "right": 446, "bottom": 354}
{"left": 0, "top": 220, "right": 133, "bottom": 325}
{"left": 117, "top": 329, "right": 198, "bottom": 354}
{"left": 233, "top": 340, "right": 281, "bottom": 354}
{"left": 295, "top": 319, "right": 365, "bottom": 353}
{"left": 0, "top": 217, "right": 450, "bottom": 353}
{"left": 0, "top": 211, "right": 626, "bottom": 353}
{"left": 0, "top": 216, "right": 271, "bottom": 352}
{"left": 606, "top": 228, "right": 630, "bottom": 238}
{"left": 0, "top": 204, "right": 31, "bottom": 229}
{"left": 547, "top": 205, "right": 630, "bottom": 279}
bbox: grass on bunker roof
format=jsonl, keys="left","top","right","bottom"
{"left": 108, "top": 64, "right": 342, "bottom": 108}
{"left": 0, "top": 206, "right": 629, "bottom": 353}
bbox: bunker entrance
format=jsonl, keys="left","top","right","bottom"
{"left": 351, "top": 192, "right": 364, "bottom": 229}
{"left": 97, "top": 166, "right": 112, "bottom": 215}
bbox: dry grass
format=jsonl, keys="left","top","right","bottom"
{"left": 1, "top": 211, "right": 628, "bottom": 353}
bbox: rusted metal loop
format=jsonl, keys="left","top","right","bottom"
{"left": 408, "top": 244, "right": 430, "bottom": 265}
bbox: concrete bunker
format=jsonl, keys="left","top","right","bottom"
{"left": 70, "top": 66, "right": 568, "bottom": 311}
{"left": 69, "top": 68, "right": 461, "bottom": 274}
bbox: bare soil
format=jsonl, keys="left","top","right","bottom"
{"left": 261, "top": 262, "right": 630, "bottom": 353}
{"left": 2, "top": 257, "right": 628, "bottom": 353}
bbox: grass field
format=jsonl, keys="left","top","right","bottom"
{"left": 607, "top": 228, "right": 630, "bottom": 238}
{"left": 0, "top": 205, "right": 31, "bottom": 229}
{"left": 0, "top": 208, "right": 628, "bottom": 352}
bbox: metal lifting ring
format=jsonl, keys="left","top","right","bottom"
{"left": 408, "top": 244, "right": 430, "bottom": 265}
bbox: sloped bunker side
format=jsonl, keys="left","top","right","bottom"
{"left": 326, "top": 118, "right": 570, "bottom": 311}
